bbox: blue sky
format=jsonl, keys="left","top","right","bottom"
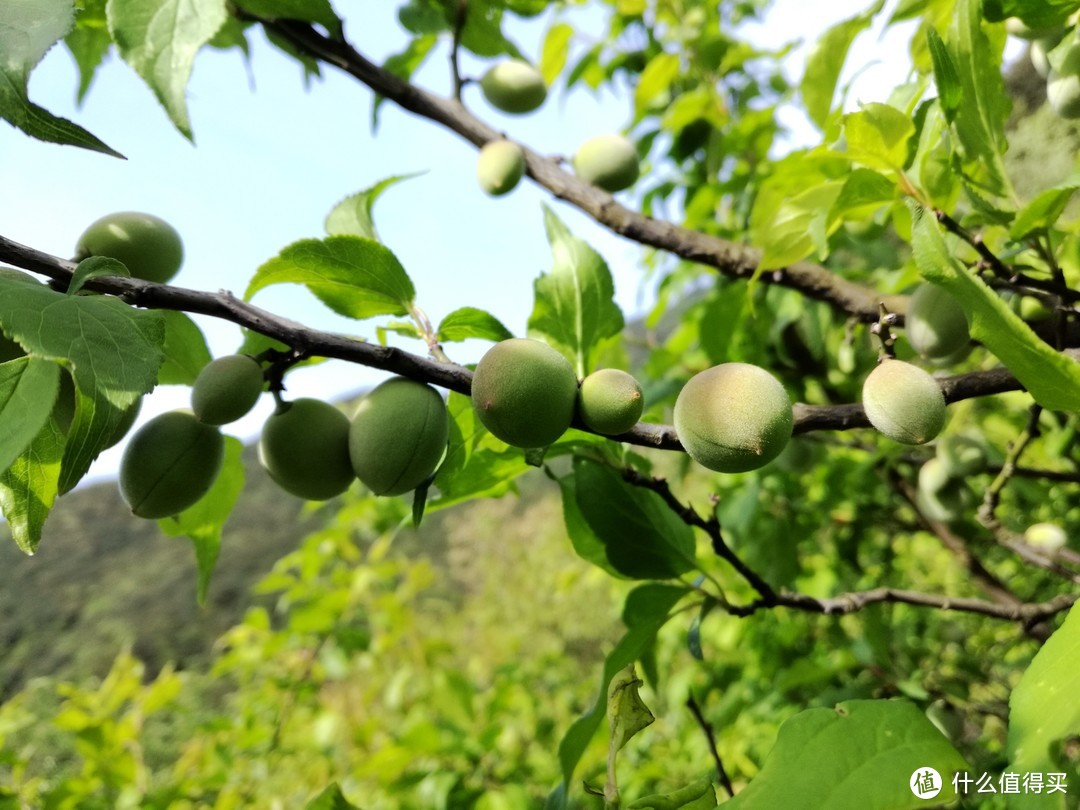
{"left": 0, "top": 0, "right": 923, "bottom": 483}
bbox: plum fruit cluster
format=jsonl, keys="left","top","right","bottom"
{"left": 473, "top": 58, "right": 639, "bottom": 196}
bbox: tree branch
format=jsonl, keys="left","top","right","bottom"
{"left": 250, "top": 16, "right": 903, "bottom": 321}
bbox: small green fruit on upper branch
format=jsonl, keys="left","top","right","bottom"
{"left": 75, "top": 212, "right": 184, "bottom": 284}
{"left": 577, "top": 368, "right": 644, "bottom": 435}
{"left": 259, "top": 398, "right": 354, "bottom": 501}
{"left": 673, "top": 362, "right": 793, "bottom": 473}
{"left": 573, "top": 134, "right": 640, "bottom": 193}
{"left": 906, "top": 283, "right": 969, "bottom": 361}
{"left": 477, "top": 140, "right": 526, "bottom": 196}
{"left": 471, "top": 338, "right": 578, "bottom": 449}
{"left": 119, "top": 411, "right": 224, "bottom": 519}
{"left": 1024, "top": 522, "right": 1067, "bottom": 552}
{"left": 350, "top": 377, "right": 449, "bottom": 496}
{"left": 479, "top": 60, "right": 547, "bottom": 114}
{"left": 862, "top": 359, "right": 946, "bottom": 445}
{"left": 191, "top": 355, "right": 264, "bottom": 425}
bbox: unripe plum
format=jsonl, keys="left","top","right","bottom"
{"left": 577, "top": 368, "right": 644, "bottom": 435}
{"left": 1024, "top": 522, "right": 1067, "bottom": 553}
{"left": 191, "top": 354, "right": 264, "bottom": 425}
{"left": 1048, "top": 43, "right": 1080, "bottom": 119}
{"left": 862, "top": 359, "right": 947, "bottom": 445}
{"left": 479, "top": 60, "right": 547, "bottom": 114}
{"left": 906, "top": 283, "right": 970, "bottom": 360}
{"left": 573, "top": 134, "right": 640, "bottom": 193}
{"left": 916, "top": 458, "right": 971, "bottom": 522}
{"left": 349, "top": 377, "right": 449, "bottom": 495}
{"left": 259, "top": 398, "right": 354, "bottom": 500}
{"left": 119, "top": 410, "right": 224, "bottom": 519}
{"left": 471, "top": 338, "right": 578, "bottom": 448}
{"left": 477, "top": 140, "right": 526, "bottom": 196}
{"left": 75, "top": 212, "right": 184, "bottom": 284}
{"left": 673, "top": 363, "right": 793, "bottom": 474}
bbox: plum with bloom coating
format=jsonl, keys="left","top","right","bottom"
{"left": 862, "top": 359, "right": 946, "bottom": 445}
{"left": 673, "top": 363, "right": 793, "bottom": 473}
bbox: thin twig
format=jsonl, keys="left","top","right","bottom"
{"left": 686, "top": 696, "right": 735, "bottom": 798}
{"left": 449, "top": 0, "right": 468, "bottom": 101}
{"left": 979, "top": 405, "right": 1042, "bottom": 529}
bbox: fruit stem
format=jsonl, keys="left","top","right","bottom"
{"left": 869, "top": 302, "right": 897, "bottom": 360}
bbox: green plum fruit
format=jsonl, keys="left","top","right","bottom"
{"left": 577, "top": 368, "right": 644, "bottom": 435}
{"left": 862, "top": 359, "right": 946, "bottom": 445}
{"left": 936, "top": 434, "right": 987, "bottom": 478}
{"left": 1048, "top": 43, "right": 1080, "bottom": 119}
{"left": 477, "top": 140, "right": 526, "bottom": 196}
{"left": 905, "top": 283, "right": 970, "bottom": 360}
{"left": 259, "top": 398, "right": 354, "bottom": 500}
{"left": 916, "top": 458, "right": 971, "bottom": 522}
{"left": 119, "top": 410, "right": 224, "bottom": 519}
{"left": 1024, "top": 522, "right": 1067, "bottom": 552}
{"left": 479, "top": 60, "right": 547, "bottom": 114}
{"left": 75, "top": 211, "right": 184, "bottom": 284}
{"left": 191, "top": 354, "right": 264, "bottom": 425}
{"left": 471, "top": 338, "right": 578, "bottom": 448}
{"left": 573, "top": 134, "right": 640, "bottom": 193}
{"left": 1031, "top": 35, "right": 1063, "bottom": 78}
{"left": 349, "top": 377, "right": 449, "bottom": 496}
{"left": 673, "top": 362, "right": 793, "bottom": 474}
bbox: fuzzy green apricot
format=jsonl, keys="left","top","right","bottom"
{"left": 477, "top": 140, "right": 526, "bottom": 196}
{"left": 471, "top": 338, "right": 578, "bottom": 448}
{"left": 191, "top": 354, "right": 264, "bottom": 426}
{"left": 577, "top": 368, "right": 644, "bottom": 435}
{"left": 916, "top": 458, "right": 970, "bottom": 523}
{"left": 75, "top": 212, "right": 184, "bottom": 284}
{"left": 349, "top": 377, "right": 449, "bottom": 496}
{"left": 573, "top": 134, "right": 640, "bottom": 193}
{"left": 1025, "top": 522, "right": 1067, "bottom": 552}
{"left": 862, "top": 359, "right": 946, "bottom": 445}
{"left": 673, "top": 363, "right": 793, "bottom": 474}
{"left": 119, "top": 411, "right": 224, "bottom": 519}
{"left": 906, "top": 283, "right": 970, "bottom": 360}
{"left": 259, "top": 398, "right": 354, "bottom": 501}
{"left": 479, "top": 60, "right": 547, "bottom": 114}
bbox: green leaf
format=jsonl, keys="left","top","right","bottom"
{"left": 159, "top": 436, "right": 244, "bottom": 605}
{"left": 926, "top": 27, "right": 962, "bottom": 115}
{"left": 373, "top": 35, "right": 437, "bottom": 129}
{"left": 553, "top": 584, "right": 688, "bottom": 795}
{"left": 827, "top": 168, "right": 896, "bottom": 228}
{"left": 634, "top": 51, "right": 679, "bottom": 117}
{"left": 1007, "top": 602, "right": 1080, "bottom": 801}
{"left": 457, "top": 0, "right": 518, "bottom": 58}
{"left": 528, "top": 206, "right": 625, "bottom": 377}
{"left": 539, "top": 22, "right": 573, "bottom": 85}
{"left": 0, "top": 0, "right": 122, "bottom": 156}
{"left": 563, "top": 457, "right": 696, "bottom": 579}
{"left": 436, "top": 307, "right": 514, "bottom": 343}
{"left": 232, "top": 0, "right": 342, "bottom": 38}
{"left": 910, "top": 202, "right": 1080, "bottom": 410}
{"left": 305, "top": 782, "right": 360, "bottom": 810}
{"left": 724, "top": 700, "right": 969, "bottom": 809}
{"left": 627, "top": 778, "right": 716, "bottom": 809}
{"left": 755, "top": 180, "right": 845, "bottom": 272}
{"left": 843, "top": 103, "right": 915, "bottom": 171}
{"left": 107, "top": 0, "right": 228, "bottom": 140}
{"left": 982, "top": 0, "right": 1080, "bottom": 29}
{"left": 325, "top": 173, "right": 422, "bottom": 241}
{"left": 1009, "top": 176, "right": 1080, "bottom": 240}
{"left": 429, "top": 391, "right": 530, "bottom": 510}
{"left": 607, "top": 665, "right": 654, "bottom": 753}
{"left": 946, "top": 0, "right": 1012, "bottom": 195}
{"left": 245, "top": 236, "right": 416, "bottom": 320}
{"left": 157, "top": 311, "right": 212, "bottom": 386}
{"left": 0, "top": 358, "right": 61, "bottom": 476}
{"left": 800, "top": 1, "right": 884, "bottom": 129}
{"left": 65, "top": 0, "right": 111, "bottom": 104}
{"left": 0, "top": 416, "right": 66, "bottom": 554}
{"left": 68, "top": 256, "right": 129, "bottom": 295}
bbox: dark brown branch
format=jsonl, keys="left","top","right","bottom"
{"left": 251, "top": 17, "right": 903, "bottom": 322}
{"left": 0, "top": 234, "right": 1053, "bottom": 452}
{"left": 686, "top": 696, "right": 735, "bottom": 798}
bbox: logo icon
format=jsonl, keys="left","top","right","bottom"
{"left": 911, "top": 767, "right": 943, "bottom": 799}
